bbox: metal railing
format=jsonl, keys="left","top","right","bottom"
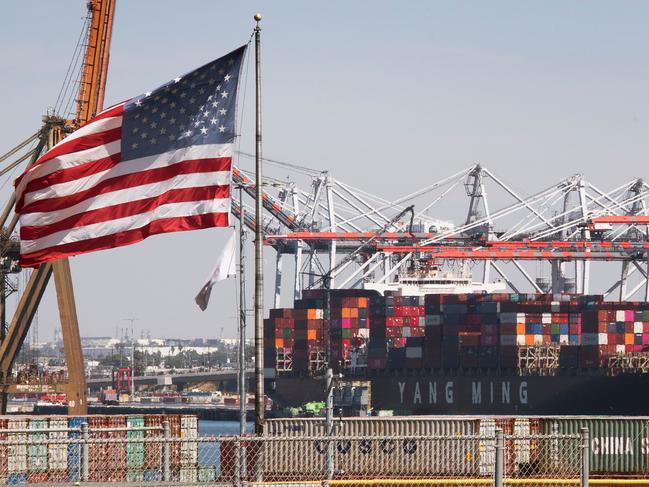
{"left": 0, "top": 424, "right": 592, "bottom": 486}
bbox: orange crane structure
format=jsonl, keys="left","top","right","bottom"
{"left": 0, "top": 0, "right": 116, "bottom": 414}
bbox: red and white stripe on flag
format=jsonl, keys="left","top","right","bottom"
{"left": 14, "top": 46, "right": 247, "bottom": 268}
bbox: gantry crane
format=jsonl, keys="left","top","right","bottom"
{"left": 0, "top": 0, "right": 116, "bottom": 414}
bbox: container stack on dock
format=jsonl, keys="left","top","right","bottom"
{"left": 27, "top": 419, "right": 47, "bottom": 482}
{"left": 179, "top": 415, "right": 199, "bottom": 483}
{"left": 7, "top": 418, "right": 27, "bottom": 484}
{"left": 0, "top": 414, "right": 198, "bottom": 483}
{"left": 126, "top": 416, "right": 144, "bottom": 482}
{"left": 264, "top": 290, "right": 649, "bottom": 376}
{"left": 48, "top": 418, "right": 68, "bottom": 481}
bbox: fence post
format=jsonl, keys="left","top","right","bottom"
{"left": 325, "top": 368, "right": 334, "bottom": 483}
{"left": 581, "top": 427, "right": 589, "bottom": 487}
{"left": 234, "top": 436, "right": 241, "bottom": 486}
{"left": 494, "top": 428, "right": 504, "bottom": 487}
{"left": 81, "top": 422, "right": 89, "bottom": 482}
{"left": 163, "top": 420, "right": 170, "bottom": 482}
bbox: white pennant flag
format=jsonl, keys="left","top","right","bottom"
{"left": 195, "top": 229, "right": 237, "bottom": 311}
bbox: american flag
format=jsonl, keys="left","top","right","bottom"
{"left": 15, "top": 45, "right": 247, "bottom": 268}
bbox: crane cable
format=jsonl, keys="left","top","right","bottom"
{"left": 0, "top": 133, "right": 39, "bottom": 166}
{"left": 0, "top": 150, "right": 37, "bottom": 180}
{"left": 54, "top": 11, "right": 91, "bottom": 117}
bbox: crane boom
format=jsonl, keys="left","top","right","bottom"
{"left": 75, "top": 0, "right": 116, "bottom": 126}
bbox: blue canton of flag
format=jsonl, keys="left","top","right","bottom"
{"left": 122, "top": 45, "right": 246, "bottom": 161}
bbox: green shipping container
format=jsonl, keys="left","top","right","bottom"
{"left": 126, "top": 470, "right": 144, "bottom": 482}
{"left": 198, "top": 466, "right": 216, "bottom": 483}
{"left": 126, "top": 445, "right": 145, "bottom": 468}
{"left": 541, "top": 418, "right": 649, "bottom": 474}
{"left": 126, "top": 416, "right": 145, "bottom": 468}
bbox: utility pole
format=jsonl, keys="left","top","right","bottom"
{"left": 124, "top": 318, "right": 138, "bottom": 399}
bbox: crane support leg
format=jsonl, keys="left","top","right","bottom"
{"left": 0, "top": 264, "right": 53, "bottom": 413}
{"left": 52, "top": 259, "right": 87, "bottom": 415}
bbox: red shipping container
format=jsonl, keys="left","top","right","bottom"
{"left": 410, "top": 326, "right": 426, "bottom": 337}
{"left": 405, "top": 358, "right": 423, "bottom": 368}
{"left": 467, "top": 314, "right": 481, "bottom": 325}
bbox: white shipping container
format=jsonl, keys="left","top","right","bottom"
{"left": 180, "top": 443, "right": 198, "bottom": 466}
{"left": 48, "top": 418, "right": 68, "bottom": 471}
{"left": 181, "top": 415, "right": 198, "bottom": 434}
{"left": 635, "top": 322, "right": 643, "bottom": 333}
{"left": 516, "top": 335, "right": 526, "bottom": 346}
{"left": 616, "top": 310, "right": 626, "bottom": 322}
{"left": 8, "top": 419, "right": 27, "bottom": 474}
{"left": 262, "top": 417, "right": 482, "bottom": 479}
{"left": 598, "top": 333, "right": 608, "bottom": 345}
{"left": 542, "top": 313, "right": 552, "bottom": 324}
{"left": 179, "top": 467, "right": 197, "bottom": 483}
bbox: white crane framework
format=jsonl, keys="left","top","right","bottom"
{"left": 233, "top": 154, "right": 649, "bottom": 307}
{"left": 1, "top": 137, "right": 648, "bottom": 308}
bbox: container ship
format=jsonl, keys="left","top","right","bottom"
{"left": 264, "top": 262, "right": 649, "bottom": 416}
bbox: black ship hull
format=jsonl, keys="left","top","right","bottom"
{"left": 270, "top": 372, "right": 649, "bottom": 415}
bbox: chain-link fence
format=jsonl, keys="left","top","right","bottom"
{"left": 0, "top": 423, "right": 589, "bottom": 486}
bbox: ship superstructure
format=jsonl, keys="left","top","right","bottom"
{"left": 364, "top": 257, "right": 506, "bottom": 296}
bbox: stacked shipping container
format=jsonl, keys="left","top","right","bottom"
{"left": 264, "top": 291, "right": 649, "bottom": 374}
{"left": 0, "top": 414, "right": 198, "bottom": 483}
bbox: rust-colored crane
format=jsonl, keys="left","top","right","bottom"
{"left": 0, "top": 0, "right": 116, "bottom": 414}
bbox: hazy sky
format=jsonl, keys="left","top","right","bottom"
{"left": 1, "top": 1, "right": 648, "bottom": 341}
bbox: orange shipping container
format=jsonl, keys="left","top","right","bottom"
{"left": 307, "top": 309, "right": 317, "bottom": 320}
{"left": 525, "top": 335, "right": 535, "bottom": 345}
{"left": 516, "top": 323, "right": 525, "bottom": 334}
{"left": 350, "top": 308, "right": 359, "bottom": 318}
{"left": 275, "top": 339, "right": 284, "bottom": 348}
{"left": 308, "top": 330, "right": 317, "bottom": 340}
{"left": 342, "top": 308, "right": 351, "bottom": 318}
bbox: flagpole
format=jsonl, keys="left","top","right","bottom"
{"left": 238, "top": 186, "right": 247, "bottom": 437}
{"left": 253, "top": 12, "right": 264, "bottom": 436}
